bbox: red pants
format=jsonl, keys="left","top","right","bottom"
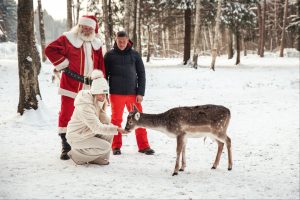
{"left": 110, "top": 94, "right": 150, "bottom": 151}
{"left": 58, "top": 96, "right": 75, "bottom": 134}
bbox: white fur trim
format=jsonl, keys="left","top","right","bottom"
{"left": 78, "top": 17, "right": 96, "bottom": 29}
{"left": 56, "top": 59, "right": 69, "bottom": 71}
{"left": 58, "top": 88, "right": 78, "bottom": 99}
{"left": 58, "top": 127, "right": 67, "bottom": 134}
{"left": 83, "top": 42, "right": 93, "bottom": 76}
{"left": 91, "top": 69, "right": 104, "bottom": 80}
{"left": 64, "top": 31, "right": 102, "bottom": 50}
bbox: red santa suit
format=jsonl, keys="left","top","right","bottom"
{"left": 45, "top": 17, "right": 105, "bottom": 134}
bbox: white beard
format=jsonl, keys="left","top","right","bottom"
{"left": 79, "top": 31, "right": 96, "bottom": 42}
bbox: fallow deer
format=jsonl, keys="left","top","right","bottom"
{"left": 125, "top": 104, "right": 232, "bottom": 176}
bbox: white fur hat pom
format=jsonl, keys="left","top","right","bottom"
{"left": 91, "top": 69, "right": 104, "bottom": 80}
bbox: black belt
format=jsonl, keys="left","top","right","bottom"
{"left": 62, "top": 67, "right": 93, "bottom": 85}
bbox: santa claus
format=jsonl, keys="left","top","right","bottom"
{"left": 45, "top": 15, "right": 106, "bottom": 160}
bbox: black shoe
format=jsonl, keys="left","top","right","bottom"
{"left": 113, "top": 148, "right": 121, "bottom": 155}
{"left": 60, "top": 149, "right": 70, "bottom": 160}
{"left": 138, "top": 147, "right": 155, "bottom": 155}
{"left": 60, "top": 133, "right": 71, "bottom": 160}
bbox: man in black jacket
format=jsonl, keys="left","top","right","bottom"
{"left": 104, "top": 31, "right": 155, "bottom": 155}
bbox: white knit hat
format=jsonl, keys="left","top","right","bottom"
{"left": 90, "top": 70, "right": 109, "bottom": 94}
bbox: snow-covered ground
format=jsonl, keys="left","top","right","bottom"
{"left": 0, "top": 43, "right": 299, "bottom": 199}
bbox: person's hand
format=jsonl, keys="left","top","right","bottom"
{"left": 136, "top": 95, "right": 143, "bottom": 103}
{"left": 117, "top": 127, "right": 128, "bottom": 135}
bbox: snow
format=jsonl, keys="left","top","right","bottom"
{"left": 0, "top": 42, "right": 299, "bottom": 199}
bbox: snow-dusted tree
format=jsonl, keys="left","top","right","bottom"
{"left": 222, "top": 0, "right": 256, "bottom": 65}
{"left": 279, "top": 0, "right": 288, "bottom": 57}
{"left": 257, "top": 0, "right": 266, "bottom": 57}
{"left": 17, "top": 0, "right": 41, "bottom": 115}
{"left": 226, "top": 28, "right": 233, "bottom": 59}
{"left": 136, "top": 0, "right": 142, "bottom": 55}
{"left": 75, "top": 0, "right": 82, "bottom": 25}
{"left": 192, "top": 0, "right": 201, "bottom": 69}
{"left": 123, "top": 0, "right": 131, "bottom": 35}
{"left": 183, "top": 0, "right": 192, "bottom": 65}
{"left": 67, "top": 0, "right": 73, "bottom": 30}
{"left": 37, "top": 0, "right": 46, "bottom": 62}
{"left": 210, "top": 0, "right": 222, "bottom": 70}
{"left": 102, "top": 0, "right": 112, "bottom": 51}
{"left": 286, "top": 3, "right": 300, "bottom": 51}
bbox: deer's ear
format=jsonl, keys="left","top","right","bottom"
{"left": 134, "top": 112, "right": 140, "bottom": 121}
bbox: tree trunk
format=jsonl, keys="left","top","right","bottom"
{"left": 17, "top": 0, "right": 40, "bottom": 115}
{"left": 257, "top": 1, "right": 262, "bottom": 55}
{"left": 227, "top": 28, "right": 234, "bottom": 59}
{"left": 274, "top": 0, "right": 279, "bottom": 47}
{"left": 131, "top": 0, "right": 137, "bottom": 49}
{"left": 136, "top": 0, "right": 142, "bottom": 55}
{"left": 166, "top": 26, "right": 170, "bottom": 57}
{"left": 124, "top": 0, "right": 130, "bottom": 35}
{"left": 242, "top": 33, "right": 247, "bottom": 56}
{"left": 146, "top": 25, "right": 151, "bottom": 62}
{"left": 162, "top": 27, "right": 166, "bottom": 57}
{"left": 279, "top": 0, "right": 288, "bottom": 57}
{"left": 67, "top": 0, "right": 73, "bottom": 30}
{"left": 183, "top": 1, "right": 192, "bottom": 65}
{"left": 210, "top": 0, "right": 222, "bottom": 71}
{"left": 260, "top": 0, "right": 266, "bottom": 57}
{"left": 76, "top": 0, "right": 81, "bottom": 25}
{"left": 33, "top": 38, "right": 42, "bottom": 75}
{"left": 108, "top": 0, "right": 113, "bottom": 45}
{"left": 235, "top": 30, "right": 240, "bottom": 65}
{"left": 37, "top": 0, "right": 46, "bottom": 62}
{"left": 102, "top": 0, "right": 111, "bottom": 51}
{"left": 192, "top": 0, "right": 201, "bottom": 69}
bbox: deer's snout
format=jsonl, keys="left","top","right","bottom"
{"left": 125, "top": 126, "right": 131, "bottom": 132}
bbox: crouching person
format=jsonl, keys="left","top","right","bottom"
{"left": 66, "top": 70, "right": 127, "bottom": 165}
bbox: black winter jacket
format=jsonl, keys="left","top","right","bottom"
{"left": 104, "top": 41, "right": 146, "bottom": 96}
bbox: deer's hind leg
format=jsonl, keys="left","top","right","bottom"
{"left": 225, "top": 136, "right": 232, "bottom": 170}
{"left": 173, "top": 135, "right": 185, "bottom": 176}
{"left": 179, "top": 136, "right": 187, "bottom": 172}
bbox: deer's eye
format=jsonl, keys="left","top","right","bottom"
{"left": 129, "top": 121, "right": 133, "bottom": 125}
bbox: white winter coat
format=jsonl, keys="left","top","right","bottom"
{"left": 66, "top": 90, "right": 118, "bottom": 143}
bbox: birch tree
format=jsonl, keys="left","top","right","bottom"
{"left": 102, "top": 0, "right": 111, "bottom": 50}
{"left": 136, "top": 0, "right": 142, "bottom": 55}
{"left": 192, "top": 0, "right": 201, "bottom": 69}
{"left": 37, "top": 0, "right": 46, "bottom": 62}
{"left": 210, "top": 0, "right": 222, "bottom": 70}
{"left": 123, "top": 0, "right": 131, "bottom": 34}
{"left": 279, "top": 0, "right": 288, "bottom": 57}
{"left": 67, "top": 0, "right": 73, "bottom": 30}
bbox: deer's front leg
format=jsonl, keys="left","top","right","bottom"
{"left": 173, "top": 135, "right": 184, "bottom": 176}
{"left": 179, "top": 136, "right": 187, "bottom": 172}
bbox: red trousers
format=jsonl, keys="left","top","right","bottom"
{"left": 110, "top": 94, "right": 150, "bottom": 150}
{"left": 58, "top": 96, "right": 75, "bottom": 134}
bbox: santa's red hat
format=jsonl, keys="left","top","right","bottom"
{"left": 78, "top": 15, "right": 99, "bottom": 34}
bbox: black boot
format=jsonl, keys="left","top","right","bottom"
{"left": 60, "top": 133, "right": 71, "bottom": 160}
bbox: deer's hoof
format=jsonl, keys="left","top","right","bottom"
{"left": 228, "top": 167, "right": 232, "bottom": 171}
{"left": 211, "top": 166, "right": 216, "bottom": 169}
{"left": 172, "top": 172, "right": 178, "bottom": 176}
{"left": 179, "top": 169, "right": 184, "bottom": 171}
